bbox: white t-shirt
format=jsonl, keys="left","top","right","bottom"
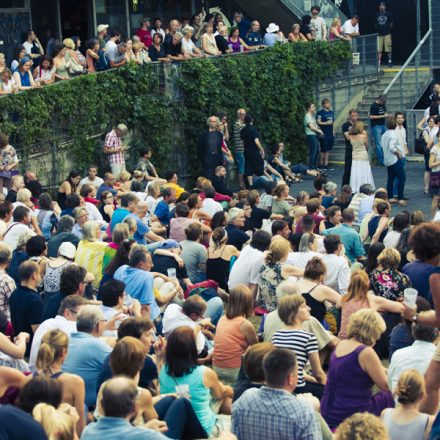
{"left": 311, "top": 16, "right": 326, "bottom": 40}
{"left": 286, "top": 251, "right": 321, "bottom": 269}
{"left": 430, "top": 144, "right": 440, "bottom": 172}
{"left": 85, "top": 202, "right": 105, "bottom": 226}
{"left": 79, "top": 176, "right": 104, "bottom": 190}
{"left": 23, "top": 40, "right": 41, "bottom": 56}
{"left": 182, "top": 37, "right": 196, "bottom": 55}
{"left": 3, "top": 223, "right": 34, "bottom": 251}
{"left": 321, "top": 253, "right": 350, "bottom": 295}
{"left": 202, "top": 198, "right": 223, "bottom": 217}
{"left": 228, "top": 245, "right": 265, "bottom": 290}
{"left": 341, "top": 20, "right": 359, "bottom": 35}
{"left": 383, "top": 230, "right": 401, "bottom": 249}
{"left": 162, "top": 304, "right": 206, "bottom": 354}
{"left": 105, "top": 40, "right": 118, "bottom": 62}
{"left": 29, "top": 315, "right": 77, "bottom": 371}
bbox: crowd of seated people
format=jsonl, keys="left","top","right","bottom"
{"left": 0, "top": 100, "right": 440, "bottom": 440}
{"left": 0, "top": 7, "right": 357, "bottom": 93}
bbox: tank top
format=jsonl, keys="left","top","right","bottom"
{"left": 302, "top": 285, "right": 326, "bottom": 323}
{"left": 86, "top": 52, "right": 96, "bottom": 73}
{"left": 44, "top": 261, "right": 71, "bottom": 293}
{"left": 99, "top": 204, "right": 111, "bottom": 223}
{"left": 159, "top": 365, "right": 216, "bottom": 435}
{"left": 382, "top": 409, "right": 429, "bottom": 440}
{"left": 368, "top": 215, "right": 388, "bottom": 242}
{"left": 213, "top": 316, "right": 247, "bottom": 369}
{"left": 351, "top": 138, "right": 369, "bottom": 161}
{"left": 227, "top": 37, "right": 241, "bottom": 53}
{"left": 33, "top": 371, "right": 64, "bottom": 379}
{"left": 206, "top": 246, "right": 230, "bottom": 291}
{"left": 339, "top": 299, "right": 370, "bottom": 339}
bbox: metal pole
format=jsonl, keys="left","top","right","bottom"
{"left": 125, "top": 0, "right": 130, "bottom": 38}
{"left": 429, "top": 0, "right": 433, "bottom": 71}
{"left": 399, "top": 74, "right": 403, "bottom": 111}
{"left": 362, "top": 36, "right": 366, "bottom": 87}
{"left": 56, "top": 0, "right": 62, "bottom": 41}
{"left": 416, "top": 0, "right": 421, "bottom": 45}
{"left": 91, "top": 0, "right": 97, "bottom": 39}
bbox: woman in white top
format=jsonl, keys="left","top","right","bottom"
{"left": 201, "top": 23, "right": 221, "bottom": 56}
{"left": 429, "top": 132, "right": 440, "bottom": 217}
{"left": 286, "top": 233, "right": 321, "bottom": 269}
{"left": 349, "top": 121, "right": 375, "bottom": 193}
{"left": 422, "top": 116, "right": 439, "bottom": 195}
{"left": 0, "top": 69, "right": 16, "bottom": 95}
{"left": 381, "top": 369, "right": 434, "bottom": 440}
{"left": 181, "top": 26, "right": 204, "bottom": 58}
{"left": 33, "top": 55, "right": 55, "bottom": 85}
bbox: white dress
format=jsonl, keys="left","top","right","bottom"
{"left": 349, "top": 137, "right": 375, "bottom": 193}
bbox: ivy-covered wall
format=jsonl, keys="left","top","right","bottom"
{"left": 0, "top": 41, "right": 350, "bottom": 185}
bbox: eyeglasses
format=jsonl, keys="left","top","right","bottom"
{"left": 68, "top": 309, "right": 78, "bottom": 315}
{"left": 105, "top": 195, "right": 114, "bottom": 199}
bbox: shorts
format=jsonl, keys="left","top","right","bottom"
{"left": 319, "top": 135, "right": 334, "bottom": 153}
{"left": 433, "top": 340, "right": 440, "bottom": 362}
{"left": 378, "top": 34, "right": 392, "bottom": 52}
{"left": 235, "top": 152, "right": 245, "bottom": 174}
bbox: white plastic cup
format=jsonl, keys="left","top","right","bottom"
{"left": 404, "top": 288, "right": 418, "bottom": 307}
{"left": 175, "top": 384, "right": 190, "bottom": 398}
{"left": 167, "top": 268, "right": 177, "bottom": 279}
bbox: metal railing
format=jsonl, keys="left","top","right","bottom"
{"left": 405, "top": 109, "right": 426, "bottom": 155}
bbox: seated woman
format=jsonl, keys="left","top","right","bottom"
{"left": 159, "top": 326, "right": 234, "bottom": 438}
{"left": 57, "top": 170, "right": 81, "bottom": 210}
{"left": 187, "top": 193, "right": 212, "bottom": 223}
{"left": 33, "top": 55, "right": 55, "bottom": 85}
{"left": 288, "top": 24, "right": 307, "bottom": 42}
{"left": 35, "top": 329, "right": 86, "bottom": 434}
{"left": 321, "top": 181, "right": 338, "bottom": 208}
{"left": 74, "top": 221, "right": 107, "bottom": 288}
{"left": 99, "top": 190, "right": 115, "bottom": 223}
{"left": 43, "top": 242, "right": 75, "bottom": 297}
{"left": 273, "top": 294, "right": 327, "bottom": 398}
{"left": 321, "top": 309, "right": 394, "bottom": 429}
{"left": 293, "top": 257, "right": 341, "bottom": 324}
{"left": 206, "top": 227, "right": 240, "bottom": 291}
{"left": 286, "top": 233, "right": 321, "bottom": 269}
{"left": 381, "top": 369, "right": 434, "bottom": 438}
{"left": 35, "top": 192, "right": 60, "bottom": 240}
{"left": 12, "top": 56, "right": 38, "bottom": 91}
{"left": 338, "top": 270, "right": 404, "bottom": 340}
{"left": 213, "top": 285, "right": 258, "bottom": 386}
{"left": 319, "top": 205, "right": 342, "bottom": 232}
{"left": 271, "top": 184, "right": 294, "bottom": 217}
{"left": 258, "top": 238, "right": 304, "bottom": 312}
{"left": 368, "top": 201, "right": 391, "bottom": 245}
{"left": 102, "top": 223, "right": 129, "bottom": 273}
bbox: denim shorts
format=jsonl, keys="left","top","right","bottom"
{"left": 235, "top": 152, "right": 245, "bottom": 174}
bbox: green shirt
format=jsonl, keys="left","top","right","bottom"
{"left": 304, "top": 112, "right": 317, "bottom": 136}
{"left": 322, "top": 224, "right": 365, "bottom": 263}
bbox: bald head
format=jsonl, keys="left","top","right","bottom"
{"left": 101, "top": 377, "right": 138, "bottom": 419}
{"left": 237, "top": 108, "right": 246, "bottom": 122}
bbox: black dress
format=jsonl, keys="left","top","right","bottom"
{"left": 302, "top": 285, "right": 326, "bottom": 323}
{"left": 206, "top": 246, "right": 230, "bottom": 291}
{"left": 241, "top": 125, "right": 264, "bottom": 177}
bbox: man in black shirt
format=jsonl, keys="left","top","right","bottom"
{"left": 342, "top": 109, "right": 358, "bottom": 186}
{"left": 429, "top": 83, "right": 440, "bottom": 103}
{"left": 5, "top": 175, "right": 25, "bottom": 203}
{"left": 198, "top": 116, "right": 224, "bottom": 180}
{"left": 374, "top": 2, "right": 393, "bottom": 66}
{"left": 165, "top": 31, "right": 184, "bottom": 61}
{"left": 164, "top": 19, "right": 180, "bottom": 55}
{"left": 369, "top": 94, "right": 389, "bottom": 166}
{"left": 212, "top": 166, "right": 233, "bottom": 197}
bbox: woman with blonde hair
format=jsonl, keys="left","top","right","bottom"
{"left": 74, "top": 221, "right": 106, "bottom": 287}
{"left": 349, "top": 121, "right": 375, "bottom": 193}
{"left": 117, "top": 170, "right": 132, "bottom": 192}
{"left": 288, "top": 23, "right": 307, "bottom": 42}
{"left": 329, "top": 17, "right": 351, "bottom": 41}
{"left": 271, "top": 184, "right": 294, "bottom": 217}
{"left": 338, "top": 269, "right": 404, "bottom": 339}
{"left": 370, "top": 248, "right": 411, "bottom": 301}
{"left": 258, "top": 238, "right": 304, "bottom": 312}
{"left": 381, "top": 369, "right": 434, "bottom": 440}
{"left": 321, "top": 309, "right": 394, "bottom": 428}
{"left": 33, "top": 402, "right": 78, "bottom": 440}
{"left": 201, "top": 22, "right": 221, "bottom": 56}
{"left": 206, "top": 227, "right": 240, "bottom": 291}
{"left": 213, "top": 285, "right": 258, "bottom": 385}
{"left": 273, "top": 294, "right": 327, "bottom": 398}
{"left": 62, "top": 38, "right": 83, "bottom": 76}
{"left": 335, "top": 412, "right": 389, "bottom": 440}
{"left": 35, "top": 329, "right": 85, "bottom": 434}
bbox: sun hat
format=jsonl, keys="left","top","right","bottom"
{"left": 266, "top": 23, "right": 280, "bottom": 33}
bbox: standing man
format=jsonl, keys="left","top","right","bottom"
{"left": 316, "top": 98, "right": 335, "bottom": 170}
{"left": 96, "top": 24, "right": 109, "bottom": 50}
{"left": 375, "top": 2, "right": 393, "bottom": 67}
{"left": 198, "top": 116, "right": 224, "bottom": 181}
{"left": 430, "top": 83, "right": 440, "bottom": 103}
{"left": 136, "top": 18, "right": 152, "bottom": 48}
{"left": 341, "top": 16, "right": 360, "bottom": 38}
{"left": 164, "top": 19, "right": 180, "bottom": 54}
{"left": 245, "top": 21, "right": 264, "bottom": 48}
{"left": 233, "top": 109, "right": 246, "bottom": 189}
{"left": 104, "top": 124, "right": 128, "bottom": 177}
{"left": 104, "top": 28, "right": 121, "bottom": 62}
{"left": 382, "top": 117, "right": 407, "bottom": 206}
{"left": 369, "top": 94, "right": 388, "bottom": 166}
{"left": 342, "top": 109, "right": 358, "bottom": 186}
{"left": 394, "top": 112, "right": 409, "bottom": 199}
{"left": 233, "top": 12, "right": 251, "bottom": 40}
{"left": 310, "top": 6, "right": 327, "bottom": 41}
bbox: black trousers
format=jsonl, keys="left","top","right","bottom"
{"left": 203, "top": 153, "right": 223, "bottom": 180}
{"left": 342, "top": 146, "right": 352, "bottom": 187}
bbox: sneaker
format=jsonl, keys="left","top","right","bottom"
{"left": 326, "top": 166, "right": 335, "bottom": 171}
{"left": 398, "top": 200, "right": 408, "bottom": 206}
{"left": 389, "top": 198, "right": 398, "bottom": 204}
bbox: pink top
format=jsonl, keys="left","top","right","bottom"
{"left": 169, "top": 217, "right": 195, "bottom": 242}
{"left": 213, "top": 316, "right": 248, "bottom": 369}
{"left": 338, "top": 299, "right": 370, "bottom": 339}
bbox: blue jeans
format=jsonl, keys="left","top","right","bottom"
{"left": 291, "top": 163, "right": 310, "bottom": 175}
{"left": 393, "top": 156, "right": 406, "bottom": 196}
{"left": 145, "top": 241, "right": 163, "bottom": 253}
{"left": 387, "top": 158, "right": 406, "bottom": 200}
{"left": 205, "top": 296, "right": 223, "bottom": 326}
{"left": 372, "top": 124, "right": 386, "bottom": 165}
{"left": 307, "top": 135, "right": 319, "bottom": 169}
{"left": 235, "top": 152, "right": 245, "bottom": 174}
{"left": 252, "top": 175, "right": 271, "bottom": 189}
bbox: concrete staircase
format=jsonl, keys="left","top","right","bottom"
{"left": 330, "top": 67, "right": 432, "bottom": 163}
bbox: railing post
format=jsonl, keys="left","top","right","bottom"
{"left": 51, "top": 115, "right": 57, "bottom": 190}
{"left": 429, "top": 0, "right": 433, "bottom": 70}
{"left": 362, "top": 36, "right": 366, "bottom": 87}
{"left": 399, "top": 74, "right": 404, "bottom": 111}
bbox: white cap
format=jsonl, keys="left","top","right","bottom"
{"left": 97, "top": 24, "right": 109, "bottom": 33}
{"left": 58, "top": 242, "right": 77, "bottom": 260}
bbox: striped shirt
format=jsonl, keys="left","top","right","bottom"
{"left": 272, "top": 329, "right": 318, "bottom": 387}
{"left": 233, "top": 120, "right": 245, "bottom": 153}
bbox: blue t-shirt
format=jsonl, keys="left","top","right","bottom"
{"left": 113, "top": 265, "right": 160, "bottom": 320}
{"left": 110, "top": 208, "right": 130, "bottom": 231}
{"left": 245, "top": 31, "right": 263, "bottom": 46}
{"left": 154, "top": 200, "right": 171, "bottom": 225}
{"left": 317, "top": 108, "right": 334, "bottom": 137}
{"left": 126, "top": 213, "right": 150, "bottom": 244}
{"left": 0, "top": 405, "right": 48, "bottom": 440}
{"left": 402, "top": 261, "right": 439, "bottom": 304}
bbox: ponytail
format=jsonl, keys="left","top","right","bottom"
{"left": 35, "top": 329, "right": 68, "bottom": 376}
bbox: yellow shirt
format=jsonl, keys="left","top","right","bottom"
{"left": 165, "top": 182, "right": 185, "bottom": 199}
{"left": 74, "top": 240, "right": 107, "bottom": 288}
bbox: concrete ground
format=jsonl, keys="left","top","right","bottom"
{"left": 290, "top": 160, "right": 433, "bottom": 220}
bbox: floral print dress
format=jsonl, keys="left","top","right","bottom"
{"left": 369, "top": 268, "right": 411, "bottom": 301}
{"left": 258, "top": 262, "right": 283, "bottom": 312}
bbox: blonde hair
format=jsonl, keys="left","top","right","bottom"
{"left": 265, "top": 238, "right": 291, "bottom": 265}
{"left": 118, "top": 170, "right": 131, "bottom": 182}
{"left": 331, "top": 17, "right": 340, "bottom": 27}
{"left": 33, "top": 403, "right": 76, "bottom": 440}
{"left": 225, "top": 284, "right": 253, "bottom": 319}
{"left": 16, "top": 188, "right": 32, "bottom": 203}
{"left": 112, "top": 223, "right": 129, "bottom": 244}
{"left": 278, "top": 294, "right": 306, "bottom": 325}
{"left": 347, "top": 309, "right": 386, "bottom": 346}
{"left": 81, "top": 220, "right": 100, "bottom": 242}
{"left": 342, "top": 269, "right": 370, "bottom": 304}
{"left": 36, "top": 329, "right": 68, "bottom": 376}
{"left": 335, "top": 412, "right": 388, "bottom": 440}
{"left": 377, "top": 248, "right": 400, "bottom": 269}
{"left": 147, "top": 181, "right": 161, "bottom": 197}
{"left": 62, "top": 38, "right": 75, "bottom": 49}
{"left": 394, "top": 369, "right": 425, "bottom": 405}
{"left": 351, "top": 121, "right": 364, "bottom": 135}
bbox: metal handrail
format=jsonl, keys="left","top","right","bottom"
{"left": 383, "top": 28, "right": 432, "bottom": 95}
{"left": 279, "top": 0, "right": 348, "bottom": 23}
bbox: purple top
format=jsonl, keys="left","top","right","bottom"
{"left": 321, "top": 344, "right": 394, "bottom": 428}
{"left": 227, "top": 37, "right": 242, "bottom": 53}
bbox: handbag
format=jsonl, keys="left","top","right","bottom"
{"left": 415, "top": 132, "right": 428, "bottom": 155}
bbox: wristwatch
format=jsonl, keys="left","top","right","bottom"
{"left": 412, "top": 313, "right": 419, "bottom": 324}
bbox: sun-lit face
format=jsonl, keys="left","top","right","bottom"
{"left": 234, "top": 212, "right": 245, "bottom": 227}
{"left": 140, "top": 328, "right": 155, "bottom": 351}
{"left": 297, "top": 303, "right": 311, "bottom": 322}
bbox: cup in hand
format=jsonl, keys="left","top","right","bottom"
{"left": 404, "top": 288, "right": 418, "bottom": 307}
{"left": 167, "top": 268, "right": 177, "bottom": 279}
{"left": 175, "top": 384, "right": 190, "bottom": 399}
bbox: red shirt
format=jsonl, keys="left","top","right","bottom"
{"left": 136, "top": 28, "right": 152, "bottom": 48}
